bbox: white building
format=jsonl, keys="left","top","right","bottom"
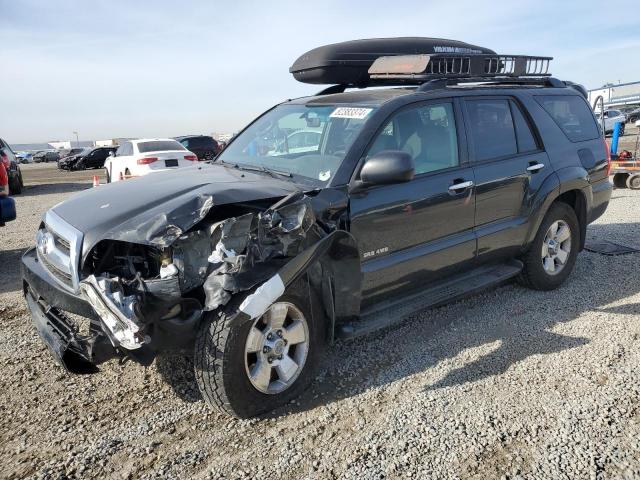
{"left": 49, "top": 140, "right": 72, "bottom": 150}
{"left": 588, "top": 81, "right": 640, "bottom": 109}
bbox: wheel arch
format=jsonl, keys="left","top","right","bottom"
{"left": 524, "top": 170, "right": 589, "bottom": 251}
{"left": 554, "top": 189, "right": 588, "bottom": 251}
{"left": 232, "top": 230, "right": 362, "bottom": 344}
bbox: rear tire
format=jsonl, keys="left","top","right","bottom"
{"left": 519, "top": 202, "right": 579, "bottom": 291}
{"left": 194, "top": 283, "right": 321, "bottom": 418}
{"left": 613, "top": 173, "right": 629, "bottom": 188}
{"left": 627, "top": 174, "right": 640, "bottom": 190}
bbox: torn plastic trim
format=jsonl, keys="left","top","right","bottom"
{"left": 80, "top": 275, "right": 149, "bottom": 350}
{"left": 232, "top": 230, "right": 362, "bottom": 337}
{"left": 238, "top": 274, "right": 286, "bottom": 319}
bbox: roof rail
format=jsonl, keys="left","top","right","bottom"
{"left": 417, "top": 76, "right": 565, "bottom": 92}
{"left": 369, "top": 53, "right": 553, "bottom": 83}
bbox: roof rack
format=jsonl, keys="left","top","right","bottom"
{"left": 313, "top": 53, "right": 562, "bottom": 95}
{"left": 368, "top": 53, "right": 552, "bottom": 82}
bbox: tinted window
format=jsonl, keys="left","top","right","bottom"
{"left": 116, "top": 142, "right": 132, "bottom": 156}
{"left": 367, "top": 102, "right": 459, "bottom": 175}
{"left": 466, "top": 99, "right": 517, "bottom": 161}
{"left": 189, "top": 137, "right": 216, "bottom": 149}
{"left": 509, "top": 101, "right": 539, "bottom": 153}
{"left": 138, "top": 140, "right": 185, "bottom": 153}
{"left": 536, "top": 95, "right": 599, "bottom": 142}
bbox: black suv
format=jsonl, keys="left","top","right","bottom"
{"left": 175, "top": 135, "right": 220, "bottom": 161}
{"left": 21, "top": 38, "right": 612, "bottom": 418}
{"left": 72, "top": 146, "right": 118, "bottom": 170}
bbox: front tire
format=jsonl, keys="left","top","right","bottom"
{"left": 194, "top": 284, "right": 321, "bottom": 418}
{"left": 519, "top": 202, "right": 580, "bottom": 291}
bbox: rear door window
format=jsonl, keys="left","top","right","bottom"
{"left": 465, "top": 99, "right": 517, "bottom": 161}
{"left": 535, "top": 95, "right": 599, "bottom": 142}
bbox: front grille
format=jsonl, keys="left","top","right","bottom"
{"left": 52, "top": 231, "right": 70, "bottom": 255}
{"left": 37, "top": 210, "right": 83, "bottom": 293}
{"left": 39, "top": 253, "right": 73, "bottom": 287}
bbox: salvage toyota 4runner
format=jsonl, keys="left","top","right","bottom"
{"left": 22, "top": 38, "right": 612, "bottom": 418}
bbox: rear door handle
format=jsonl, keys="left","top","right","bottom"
{"left": 448, "top": 180, "right": 474, "bottom": 192}
{"left": 526, "top": 163, "right": 545, "bottom": 173}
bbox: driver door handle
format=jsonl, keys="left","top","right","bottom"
{"left": 448, "top": 180, "right": 474, "bottom": 192}
{"left": 526, "top": 163, "right": 545, "bottom": 173}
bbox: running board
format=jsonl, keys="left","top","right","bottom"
{"left": 337, "top": 260, "right": 523, "bottom": 339}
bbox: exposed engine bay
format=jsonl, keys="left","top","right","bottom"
{"left": 76, "top": 191, "right": 344, "bottom": 364}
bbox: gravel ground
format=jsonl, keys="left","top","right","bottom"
{"left": 1, "top": 164, "right": 639, "bottom": 479}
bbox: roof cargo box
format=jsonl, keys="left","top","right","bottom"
{"left": 290, "top": 37, "right": 496, "bottom": 86}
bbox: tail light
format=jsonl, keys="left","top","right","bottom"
{"left": 0, "top": 151, "right": 9, "bottom": 168}
{"left": 137, "top": 157, "right": 158, "bottom": 165}
{"left": 184, "top": 154, "right": 198, "bottom": 161}
{"left": 603, "top": 138, "right": 611, "bottom": 176}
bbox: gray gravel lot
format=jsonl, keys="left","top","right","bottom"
{"left": 1, "top": 163, "right": 639, "bottom": 479}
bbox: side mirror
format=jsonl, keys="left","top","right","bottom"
{"left": 108, "top": 151, "right": 115, "bottom": 157}
{"left": 359, "top": 150, "right": 415, "bottom": 186}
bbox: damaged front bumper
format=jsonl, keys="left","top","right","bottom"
{"left": 22, "top": 247, "right": 199, "bottom": 372}
{"left": 22, "top": 248, "right": 116, "bottom": 372}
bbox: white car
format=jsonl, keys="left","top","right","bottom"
{"left": 104, "top": 138, "right": 197, "bottom": 182}
{"left": 595, "top": 109, "right": 627, "bottom": 135}
{"left": 267, "top": 129, "right": 322, "bottom": 156}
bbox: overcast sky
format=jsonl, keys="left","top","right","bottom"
{"left": 1, "top": 0, "right": 638, "bottom": 144}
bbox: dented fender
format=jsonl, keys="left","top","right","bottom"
{"left": 235, "top": 229, "right": 361, "bottom": 341}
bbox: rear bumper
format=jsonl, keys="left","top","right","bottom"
{"left": 587, "top": 177, "right": 612, "bottom": 224}
{"left": 21, "top": 247, "right": 116, "bottom": 372}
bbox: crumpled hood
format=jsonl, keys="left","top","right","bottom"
{"left": 51, "top": 163, "right": 301, "bottom": 257}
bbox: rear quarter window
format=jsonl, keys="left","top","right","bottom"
{"left": 535, "top": 95, "right": 600, "bottom": 142}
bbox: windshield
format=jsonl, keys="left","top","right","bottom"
{"left": 218, "top": 104, "right": 375, "bottom": 186}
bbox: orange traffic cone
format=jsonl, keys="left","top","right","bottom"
{"left": 92, "top": 175, "right": 99, "bottom": 187}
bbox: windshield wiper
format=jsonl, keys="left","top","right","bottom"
{"left": 232, "top": 163, "right": 293, "bottom": 179}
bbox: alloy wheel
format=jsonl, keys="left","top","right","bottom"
{"left": 541, "top": 220, "right": 572, "bottom": 275}
{"left": 244, "top": 302, "right": 309, "bottom": 394}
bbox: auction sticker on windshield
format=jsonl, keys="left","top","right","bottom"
{"left": 330, "top": 107, "right": 373, "bottom": 119}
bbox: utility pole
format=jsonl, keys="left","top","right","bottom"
{"left": 73, "top": 131, "right": 79, "bottom": 147}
